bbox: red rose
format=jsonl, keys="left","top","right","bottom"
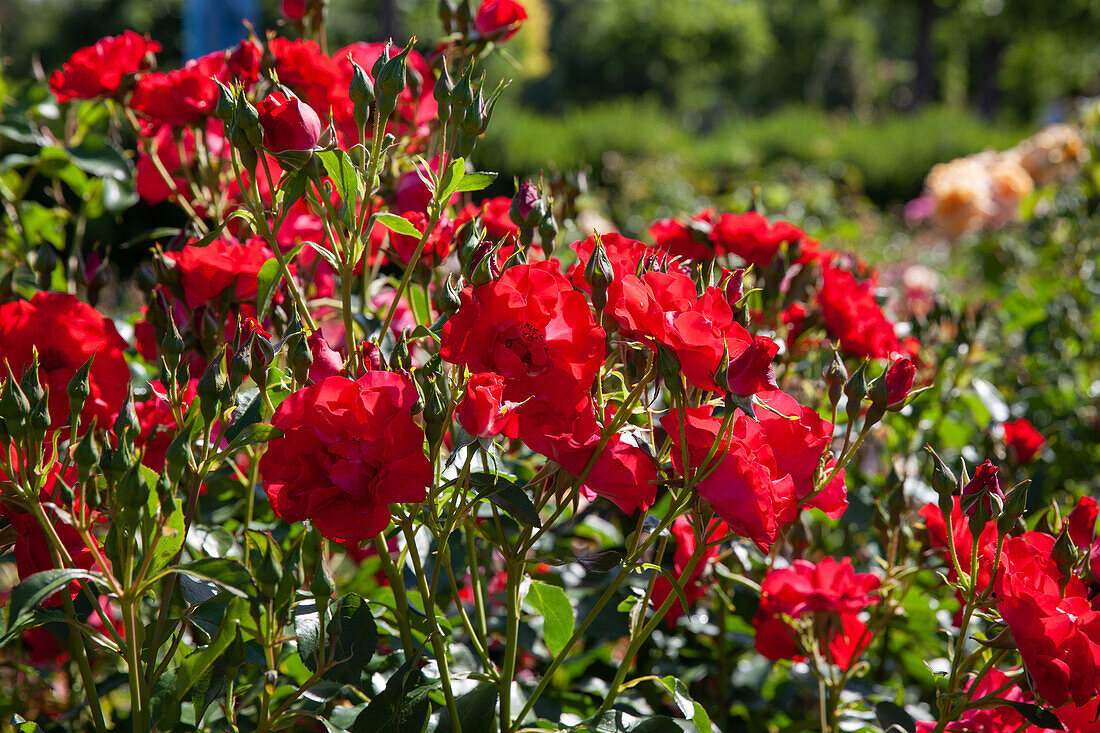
{"left": 819, "top": 264, "right": 901, "bottom": 359}
{"left": 475, "top": 0, "right": 529, "bottom": 41}
{"left": 129, "top": 58, "right": 221, "bottom": 129}
{"left": 511, "top": 398, "right": 657, "bottom": 514}
{"left": 135, "top": 380, "right": 198, "bottom": 472}
{"left": 1067, "top": 496, "right": 1098, "bottom": 550}
{"left": 662, "top": 407, "right": 796, "bottom": 551}
{"left": 456, "top": 372, "right": 519, "bottom": 438}
{"left": 333, "top": 43, "right": 437, "bottom": 143}
{"left": 1003, "top": 418, "right": 1044, "bottom": 463}
{"left": 650, "top": 517, "right": 728, "bottom": 625}
{"left": 440, "top": 260, "right": 605, "bottom": 413}
{"left": 753, "top": 557, "right": 880, "bottom": 670}
{"left": 919, "top": 497, "right": 1000, "bottom": 593}
{"left": 710, "top": 212, "right": 804, "bottom": 267}
{"left": 648, "top": 210, "right": 716, "bottom": 261}
{"left": 259, "top": 373, "right": 432, "bottom": 543}
{"left": 915, "top": 670, "right": 1062, "bottom": 733}
{"left": 162, "top": 237, "right": 275, "bottom": 310}
{"left": 0, "top": 293, "right": 130, "bottom": 428}
{"left": 568, "top": 233, "right": 686, "bottom": 292}
{"left": 386, "top": 210, "right": 456, "bottom": 267}
{"left": 995, "top": 532, "right": 1100, "bottom": 707}
{"left": 49, "top": 30, "right": 160, "bottom": 103}
{"left": 726, "top": 334, "right": 780, "bottom": 396}
{"left": 268, "top": 39, "right": 345, "bottom": 121}
{"left": 455, "top": 196, "right": 521, "bottom": 248}
{"left": 755, "top": 389, "right": 848, "bottom": 518}
{"left": 607, "top": 270, "right": 758, "bottom": 393}
{"left": 256, "top": 91, "right": 323, "bottom": 153}
{"left": 281, "top": 0, "right": 307, "bottom": 19}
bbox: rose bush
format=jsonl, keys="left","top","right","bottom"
{"left": 1, "top": 4, "right": 1099, "bottom": 733}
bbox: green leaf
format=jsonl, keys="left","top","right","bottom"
{"left": 6, "top": 568, "right": 104, "bottom": 631}
{"left": 375, "top": 212, "right": 422, "bottom": 238}
{"left": 148, "top": 496, "right": 186, "bottom": 576}
{"left": 11, "top": 715, "right": 45, "bottom": 732}
{"left": 660, "top": 676, "right": 712, "bottom": 733}
{"left": 352, "top": 657, "right": 435, "bottom": 733}
{"left": 470, "top": 474, "right": 541, "bottom": 527}
{"left": 1000, "top": 701, "right": 1064, "bottom": 731}
{"left": 875, "top": 701, "right": 916, "bottom": 733}
{"left": 452, "top": 171, "right": 497, "bottom": 193}
{"left": 222, "top": 423, "right": 282, "bottom": 453}
{"left": 68, "top": 136, "right": 132, "bottom": 181}
{"left": 102, "top": 177, "right": 138, "bottom": 212}
{"left": 256, "top": 257, "right": 280, "bottom": 323}
{"left": 435, "top": 157, "right": 466, "bottom": 203}
{"left": 435, "top": 682, "right": 498, "bottom": 733}
{"left": 280, "top": 168, "right": 310, "bottom": 210}
{"left": 318, "top": 148, "right": 363, "bottom": 209}
{"left": 525, "top": 579, "right": 574, "bottom": 657}
{"left": 224, "top": 390, "right": 266, "bottom": 445}
{"left": 323, "top": 594, "right": 379, "bottom": 686}
{"left": 173, "top": 558, "right": 255, "bottom": 598}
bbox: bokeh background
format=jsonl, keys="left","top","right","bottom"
{"left": 4, "top": 0, "right": 1100, "bottom": 234}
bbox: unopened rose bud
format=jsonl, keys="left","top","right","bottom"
{"left": 375, "top": 42, "right": 411, "bottom": 122}
{"left": 434, "top": 58, "right": 453, "bottom": 123}
{"left": 215, "top": 80, "right": 237, "bottom": 122}
{"left": 165, "top": 428, "right": 194, "bottom": 481}
{"left": 197, "top": 353, "right": 227, "bottom": 426}
{"left": 438, "top": 275, "right": 462, "bottom": 315}
{"left": 823, "top": 351, "right": 847, "bottom": 409}
{"left": 113, "top": 385, "right": 140, "bottom": 439}
{"left": 287, "top": 332, "right": 313, "bottom": 385}
{"left": 467, "top": 241, "right": 500, "bottom": 287}
{"left": 539, "top": 206, "right": 558, "bottom": 258}
{"left": 960, "top": 459, "right": 1004, "bottom": 532}
{"left": 723, "top": 268, "right": 746, "bottom": 309}
{"left": 349, "top": 60, "right": 375, "bottom": 132}
{"left": 229, "top": 335, "right": 253, "bottom": 392}
{"left": 997, "top": 480, "right": 1029, "bottom": 535}
{"left": 726, "top": 336, "right": 780, "bottom": 397}
{"left": 65, "top": 356, "right": 94, "bottom": 424}
{"left": 1052, "top": 531, "right": 1078, "bottom": 593}
{"left": 510, "top": 181, "right": 542, "bottom": 228}
{"left": 451, "top": 66, "right": 475, "bottom": 117}
{"left": 355, "top": 342, "right": 380, "bottom": 373}
{"left": 20, "top": 353, "right": 45, "bottom": 407}
{"left": 927, "top": 447, "right": 958, "bottom": 520}
{"left": 870, "top": 356, "right": 916, "bottom": 411}
{"left": 655, "top": 345, "right": 682, "bottom": 390}
{"left": 74, "top": 425, "right": 100, "bottom": 482}
{"left": 843, "top": 360, "right": 868, "bottom": 425}
{"left": 371, "top": 42, "right": 391, "bottom": 80}
{"left": 34, "top": 242, "right": 57, "bottom": 282}
{"left": 584, "top": 236, "right": 614, "bottom": 312}
{"left": 391, "top": 330, "right": 412, "bottom": 371}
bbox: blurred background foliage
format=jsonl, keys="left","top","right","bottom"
{"left": 4, "top": 0, "right": 1100, "bottom": 215}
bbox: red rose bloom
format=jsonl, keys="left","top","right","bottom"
{"left": 475, "top": 0, "right": 529, "bottom": 41}
{"left": 919, "top": 497, "right": 1000, "bottom": 593}
{"left": 1003, "top": 418, "right": 1044, "bottom": 463}
{"left": 0, "top": 293, "right": 129, "bottom": 428}
{"left": 606, "top": 270, "right": 762, "bottom": 393}
{"left": 49, "top": 31, "right": 160, "bottom": 103}
{"left": 915, "top": 670, "right": 1065, "bottom": 733}
{"left": 753, "top": 557, "right": 880, "bottom": 670}
{"left": 661, "top": 407, "right": 796, "bottom": 551}
{"left": 648, "top": 210, "right": 716, "bottom": 261}
{"left": 455, "top": 197, "right": 521, "bottom": 248}
{"left": 269, "top": 38, "right": 346, "bottom": 120}
{"left": 456, "top": 372, "right": 519, "bottom": 438}
{"left": 819, "top": 264, "right": 901, "bottom": 359}
{"left": 710, "top": 212, "right": 805, "bottom": 267}
{"left": 281, "top": 0, "right": 307, "bottom": 19}
{"left": 440, "top": 260, "right": 605, "bottom": 413}
{"left": 650, "top": 517, "right": 728, "bottom": 624}
{"left": 755, "top": 389, "right": 848, "bottom": 518}
{"left": 995, "top": 532, "right": 1100, "bottom": 707}
{"left": 259, "top": 373, "right": 432, "bottom": 543}
{"left": 1067, "top": 496, "right": 1098, "bottom": 550}
{"left": 163, "top": 237, "right": 275, "bottom": 310}
{"left": 129, "top": 58, "right": 221, "bottom": 129}
{"left": 256, "top": 91, "right": 323, "bottom": 153}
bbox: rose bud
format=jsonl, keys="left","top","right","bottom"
{"left": 510, "top": 181, "right": 543, "bottom": 228}
{"left": 455, "top": 372, "right": 518, "bottom": 438}
{"left": 360, "top": 343, "right": 383, "bottom": 372}
{"left": 726, "top": 335, "right": 780, "bottom": 397}
{"left": 256, "top": 91, "right": 322, "bottom": 154}
{"left": 870, "top": 356, "right": 915, "bottom": 411}
{"left": 961, "top": 459, "right": 1004, "bottom": 531}
{"left": 722, "top": 268, "right": 746, "bottom": 309}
